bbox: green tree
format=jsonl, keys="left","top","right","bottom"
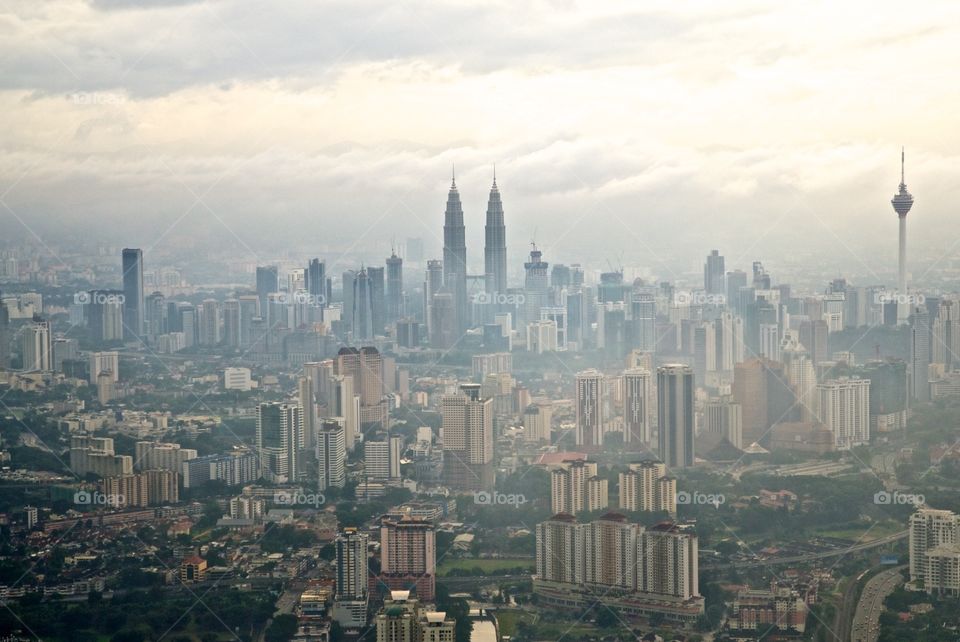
{"left": 265, "top": 613, "right": 298, "bottom": 642}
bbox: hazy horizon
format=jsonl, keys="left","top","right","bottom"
{"left": 2, "top": 0, "right": 960, "bottom": 283}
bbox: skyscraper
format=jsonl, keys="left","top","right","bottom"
{"left": 222, "top": 299, "right": 240, "bottom": 347}
{"left": 332, "top": 527, "right": 369, "bottom": 629}
{"left": 891, "top": 148, "right": 915, "bottom": 324}
{"left": 638, "top": 522, "right": 700, "bottom": 600}
{"left": 424, "top": 259, "right": 444, "bottom": 334}
{"left": 368, "top": 266, "right": 386, "bottom": 335}
{"left": 364, "top": 440, "right": 391, "bottom": 481}
{"left": 342, "top": 269, "right": 357, "bottom": 329}
{"left": 910, "top": 304, "right": 931, "bottom": 402}
{"left": 336, "top": 527, "right": 369, "bottom": 600}
{"left": 932, "top": 299, "right": 960, "bottom": 371}
{"left": 256, "top": 401, "right": 304, "bottom": 483}
{"left": 0, "top": 290, "right": 9, "bottom": 368}
{"left": 199, "top": 299, "right": 220, "bottom": 345}
{"left": 380, "top": 517, "right": 437, "bottom": 601}
{"left": 298, "top": 375, "right": 316, "bottom": 447}
{"left": 535, "top": 514, "right": 580, "bottom": 584}
{"left": 441, "top": 383, "right": 494, "bottom": 491}
{"left": 21, "top": 319, "right": 52, "bottom": 372}
{"left": 442, "top": 172, "right": 468, "bottom": 333}
{"left": 524, "top": 244, "right": 549, "bottom": 326}
{"left": 429, "top": 292, "right": 457, "bottom": 350}
{"left": 307, "top": 258, "right": 326, "bottom": 302}
{"left": 386, "top": 250, "right": 404, "bottom": 323}
{"left": 623, "top": 368, "right": 653, "bottom": 446}
{"left": 89, "top": 351, "right": 119, "bottom": 384}
{"left": 658, "top": 364, "right": 695, "bottom": 469}
{"left": 144, "top": 291, "right": 166, "bottom": 343}
{"left": 732, "top": 358, "right": 796, "bottom": 446}
{"left": 816, "top": 377, "right": 871, "bottom": 450}
{"left": 550, "top": 460, "right": 600, "bottom": 516}
{"left": 619, "top": 461, "right": 676, "bottom": 516}
{"left": 336, "top": 346, "right": 386, "bottom": 427}
{"left": 484, "top": 172, "right": 507, "bottom": 296}
{"left": 629, "top": 290, "right": 657, "bottom": 353}
{"left": 704, "top": 250, "right": 725, "bottom": 296}
{"left": 575, "top": 369, "right": 605, "bottom": 448}
{"left": 121, "top": 248, "right": 144, "bottom": 339}
{"left": 256, "top": 265, "right": 279, "bottom": 313}
{"left": 237, "top": 295, "right": 259, "bottom": 349}
{"left": 352, "top": 268, "right": 374, "bottom": 341}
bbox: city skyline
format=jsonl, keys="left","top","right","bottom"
{"left": 3, "top": 3, "right": 960, "bottom": 275}
{"left": 3, "top": 4, "right": 960, "bottom": 641}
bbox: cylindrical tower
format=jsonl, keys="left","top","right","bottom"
{"left": 891, "top": 148, "right": 914, "bottom": 323}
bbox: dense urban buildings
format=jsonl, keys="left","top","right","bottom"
{"left": 534, "top": 513, "right": 703, "bottom": 621}
{"left": 3, "top": 4, "right": 959, "bottom": 642}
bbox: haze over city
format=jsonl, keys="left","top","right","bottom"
{"left": 2, "top": 3, "right": 960, "bottom": 642}
{"left": 4, "top": 1, "right": 960, "bottom": 280}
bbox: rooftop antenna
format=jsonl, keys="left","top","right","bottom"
{"left": 901, "top": 146, "right": 905, "bottom": 185}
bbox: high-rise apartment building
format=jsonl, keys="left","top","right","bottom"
{"left": 910, "top": 508, "right": 960, "bottom": 595}
{"left": 623, "top": 368, "right": 653, "bottom": 446}
{"left": 575, "top": 369, "right": 605, "bottom": 448}
{"left": 535, "top": 514, "right": 702, "bottom": 615}
{"left": 134, "top": 441, "right": 198, "bottom": 472}
{"left": 637, "top": 522, "right": 700, "bottom": 600}
{"left": 317, "top": 420, "right": 346, "bottom": 491}
{"left": 256, "top": 402, "right": 304, "bottom": 483}
{"left": 702, "top": 397, "right": 744, "bottom": 450}
{"left": 523, "top": 245, "right": 549, "bottom": 327}
{"left": 816, "top": 377, "right": 870, "bottom": 450}
{"left": 441, "top": 383, "right": 493, "bottom": 491}
{"left": 550, "top": 460, "right": 603, "bottom": 516}
{"left": 522, "top": 401, "right": 552, "bottom": 443}
{"left": 332, "top": 527, "right": 369, "bottom": 629}
{"left": 69, "top": 436, "right": 133, "bottom": 478}
{"left": 618, "top": 460, "right": 677, "bottom": 517}
{"left": 21, "top": 319, "right": 52, "bottom": 371}
{"left": 380, "top": 516, "right": 436, "bottom": 601}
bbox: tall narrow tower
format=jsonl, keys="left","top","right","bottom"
{"left": 484, "top": 168, "right": 508, "bottom": 296}
{"left": 891, "top": 148, "right": 914, "bottom": 323}
{"left": 443, "top": 169, "right": 468, "bottom": 333}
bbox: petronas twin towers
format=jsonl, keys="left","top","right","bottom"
{"left": 441, "top": 170, "right": 508, "bottom": 332}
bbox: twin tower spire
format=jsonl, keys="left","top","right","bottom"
{"left": 442, "top": 168, "right": 508, "bottom": 332}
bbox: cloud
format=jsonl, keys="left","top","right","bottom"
{"left": 1, "top": 0, "right": 959, "bottom": 285}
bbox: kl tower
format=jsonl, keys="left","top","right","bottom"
{"left": 891, "top": 148, "right": 914, "bottom": 323}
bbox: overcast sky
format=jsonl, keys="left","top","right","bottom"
{"left": 2, "top": 0, "right": 959, "bottom": 283}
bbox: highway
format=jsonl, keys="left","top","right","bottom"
{"left": 702, "top": 531, "right": 907, "bottom": 571}
{"left": 851, "top": 566, "right": 904, "bottom": 642}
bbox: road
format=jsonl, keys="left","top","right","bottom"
{"left": 851, "top": 566, "right": 904, "bottom": 642}
{"left": 702, "top": 531, "right": 907, "bottom": 571}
